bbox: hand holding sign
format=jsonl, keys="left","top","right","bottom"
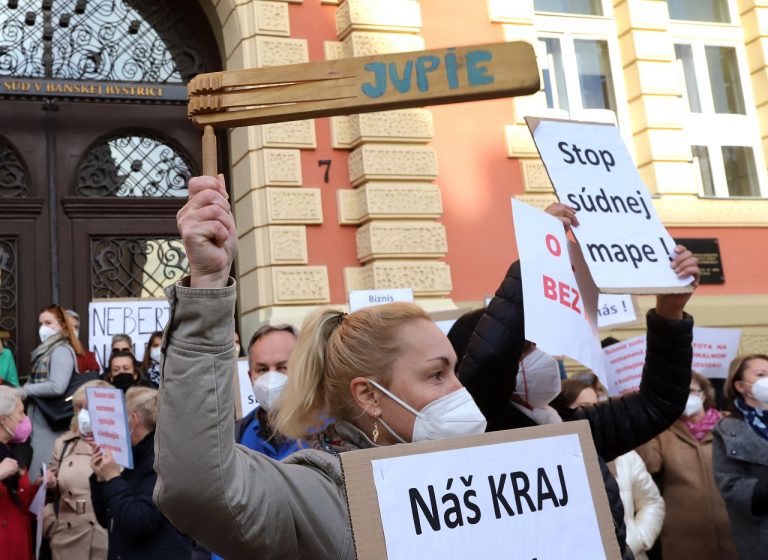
{"left": 177, "top": 175, "right": 238, "bottom": 289}
{"left": 655, "top": 246, "right": 700, "bottom": 320}
{"left": 91, "top": 447, "right": 121, "bottom": 482}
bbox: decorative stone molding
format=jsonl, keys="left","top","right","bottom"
{"left": 255, "top": 36, "right": 309, "bottom": 67}
{"left": 324, "top": 40, "right": 346, "bottom": 60}
{"left": 348, "top": 110, "right": 434, "bottom": 146}
{"left": 743, "top": 332, "right": 768, "bottom": 355}
{"left": 335, "top": 0, "right": 422, "bottom": 39}
{"left": 653, "top": 195, "right": 768, "bottom": 227}
{"left": 344, "top": 260, "right": 452, "bottom": 296}
{"left": 348, "top": 145, "right": 438, "bottom": 186}
{"left": 505, "top": 124, "right": 538, "bottom": 158}
{"left": 488, "top": 0, "right": 535, "bottom": 24}
{"left": 232, "top": 148, "right": 303, "bottom": 198}
{"left": 240, "top": 266, "right": 330, "bottom": 309}
{"left": 236, "top": 187, "right": 323, "bottom": 231}
{"left": 520, "top": 160, "right": 554, "bottom": 193}
{"left": 356, "top": 221, "right": 447, "bottom": 262}
{"left": 740, "top": 1, "right": 768, "bottom": 173}
{"left": 337, "top": 183, "right": 443, "bottom": 224}
{"left": 258, "top": 121, "right": 317, "bottom": 150}
{"left": 239, "top": 225, "right": 309, "bottom": 273}
{"left": 254, "top": 1, "right": 291, "bottom": 37}
{"left": 342, "top": 31, "right": 425, "bottom": 57}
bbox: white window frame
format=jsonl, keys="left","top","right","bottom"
{"left": 665, "top": 0, "right": 738, "bottom": 25}
{"left": 533, "top": 0, "right": 611, "bottom": 18}
{"left": 533, "top": 9, "right": 633, "bottom": 151}
{"left": 672, "top": 29, "right": 768, "bottom": 197}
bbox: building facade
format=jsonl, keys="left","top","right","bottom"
{"left": 0, "top": 0, "right": 766, "bottom": 376}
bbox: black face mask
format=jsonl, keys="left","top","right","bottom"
{"left": 112, "top": 373, "right": 135, "bottom": 392}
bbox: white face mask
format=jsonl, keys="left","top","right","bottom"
{"left": 77, "top": 409, "right": 92, "bottom": 435}
{"left": 685, "top": 394, "right": 704, "bottom": 417}
{"left": 369, "top": 379, "right": 487, "bottom": 443}
{"left": 252, "top": 371, "right": 288, "bottom": 412}
{"left": 149, "top": 347, "right": 162, "bottom": 364}
{"left": 39, "top": 325, "right": 59, "bottom": 343}
{"left": 751, "top": 378, "right": 768, "bottom": 404}
{"left": 515, "top": 348, "right": 562, "bottom": 409}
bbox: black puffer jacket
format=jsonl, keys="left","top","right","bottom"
{"left": 452, "top": 261, "right": 693, "bottom": 560}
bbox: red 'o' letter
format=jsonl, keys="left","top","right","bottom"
{"left": 545, "top": 234, "right": 561, "bottom": 257}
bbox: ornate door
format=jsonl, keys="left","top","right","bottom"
{"left": 0, "top": 0, "right": 222, "bottom": 378}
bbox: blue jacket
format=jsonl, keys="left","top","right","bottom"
{"left": 90, "top": 431, "right": 192, "bottom": 559}
{"left": 235, "top": 408, "right": 303, "bottom": 460}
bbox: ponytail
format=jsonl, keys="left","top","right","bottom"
{"left": 273, "top": 302, "right": 430, "bottom": 440}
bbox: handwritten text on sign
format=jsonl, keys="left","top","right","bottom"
{"left": 87, "top": 387, "right": 133, "bottom": 469}
{"left": 372, "top": 433, "right": 606, "bottom": 559}
{"left": 530, "top": 120, "right": 692, "bottom": 293}
{"left": 362, "top": 49, "right": 494, "bottom": 98}
{"left": 512, "top": 199, "right": 606, "bottom": 383}
{"left": 89, "top": 300, "right": 170, "bottom": 368}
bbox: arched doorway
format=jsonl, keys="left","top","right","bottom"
{"left": 0, "top": 0, "right": 222, "bottom": 377}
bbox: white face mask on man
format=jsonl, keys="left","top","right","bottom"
{"left": 368, "top": 379, "right": 487, "bottom": 443}
{"left": 252, "top": 371, "right": 288, "bottom": 412}
{"left": 514, "top": 348, "right": 562, "bottom": 409}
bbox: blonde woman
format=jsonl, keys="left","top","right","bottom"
{"left": 154, "top": 176, "right": 489, "bottom": 558}
{"left": 44, "top": 380, "right": 111, "bottom": 560}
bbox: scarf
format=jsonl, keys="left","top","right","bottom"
{"left": 684, "top": 407, "right": 721, "bottom": 441}
{"left": 306, "top": 421, "right": 374, "bottom": 455}
{"left": 29, "top": 333, "right": 69, "bottom": 383}
{"left": 146, "top": 361, "right": 161, "bottom": 387}
{"left": 734, "top": 399, "right": 768, "bottom": 441}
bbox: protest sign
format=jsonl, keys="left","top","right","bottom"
{"left": 692, "top": 327, "right": 741, "bottom": 379}
{"left": 89, "top": 300, "right": 170, "bottom": 368}
{"left": 349, "top": 289, "right": 414, "bottom": 313}
{"left": 597, "top": 294, "right": 639, "bottom": 329}
{"left": 87, "top": 387, "right": 133, "bottom": 469}
{"left": 526, "top": 118, "right": 693, "bottom": 294}
{"left": 341, "top": 420, "right": 620, "bottom": 560}
{"left": 237, "top": 358, "right": 258, "bottom": 420}
{"left": 512, "top": 199, "right": 606, "bottom": 383}
{"left": 602, "top": 335, "right": 647, "bottom": 396}
{"left": 28, "top": 462, "right": 46, "bottom": 560}
{"left": 603, "top": 327, "right": 742, "bottom": 394}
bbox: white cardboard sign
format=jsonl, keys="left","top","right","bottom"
{"left": 603, "top": 326, "right": 742, "bottom": 395}
{"left": 349, "top": 289, "right": 414, "bottom": 313}
{"left": 512, "top": 199, "right": 606, "bottom": 384}
{"left": 597, "top": 294, "right": 638, "bottom": 329}
{"left": 371, "top": 433, "right": 606, "bottom": 559}
{"left": 89, "top": 300, "right": 170, "bottom": 368}
{"left": 528, "top": 119, "right": 693, "bottom": 294}
{"left": 691, "top": 327, "right": 742, "bottom": 379}
{"left": 87, "top": 387, "right": 134, "bottom": 469}
{"left": 237, "top": 358, "right": 259, "bottom": 418}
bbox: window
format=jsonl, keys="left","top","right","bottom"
{"left": 675, "top": 41, "right": 766, "bottom": 197}
{"left": 667, "top": 0, "right": 731, "bottom": 23}
{"left": 540, "top": 36, "right": 619, "bottom": 118}
{"left": 534, "top": 0, "right": 604, "bottom": 16}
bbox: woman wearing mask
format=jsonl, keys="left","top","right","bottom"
{"left": 153, "top": 175, "right": 488, "bottom": 558}
{"left": 636, "top": 372, "right": 737, "bottom": 560}
{"left": 141, "top": 331, "right": 164, "bottom": 388}
{"left": 91, "top": 387, "right": 192, "bottom": 559}
{"left": 0, "top": 386, "right": 37, "bottom": 560}
{"left": 713, "top": 354, "right": 768, "bottom": 560}
{"left": 448, "top": 204, "right": 699, "bottom": 560}
{"left": 24, "top": 305, "right": 81, "bottom": 473}
{"left": 559, "top": 378, "right": 665, "bottom": 560}
{"left": 44, "top": 380, "right": 111, "bottom": 560}
{"left": 65, "top": 310, "right": 100, "bottom": 375}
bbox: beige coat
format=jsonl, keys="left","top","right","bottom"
{"left": 44, "top": 432, "right": 108, "bottom": 560}
{"left": 637, "top": 419, "right": 738, "bottom": 560}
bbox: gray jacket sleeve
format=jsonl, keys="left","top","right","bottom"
{"left": 713, "top": 422, "right": 760, "bottom": 519}
{"left": 23, "top": 346, "right": 74, "bottom": 397}
{"left": 153, "top": 279, "right": 351, "bottom": 560}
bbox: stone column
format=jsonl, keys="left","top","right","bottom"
{"left": 739, "top": 0, "right": 768, "bottom": 169}
{"left": 330, "top": 0, "right": 454, "bottom": 310}
{"left": 228, "top": 1, "right": 331, "bottom": 335}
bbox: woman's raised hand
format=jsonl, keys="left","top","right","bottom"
{"left": 177, "top": 175, "right": 238, "bottom": 289}
{"left": 656, "top": 245, "right": 700, "bottom": 320}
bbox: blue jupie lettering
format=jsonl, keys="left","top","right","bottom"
{"left": 445, "top": 49, "right": 459, "bottom": 89}
{"left": 466, "top": 50, "right": 494, "bottom": 86}
{"left": 389, "top": 60, "right": 414, "bottom": 93}
{"left": 361, "top": 62, "right": 387, "bottom": 98}
{"left": 415, "top": 55, "right": 440, "bottom": 92}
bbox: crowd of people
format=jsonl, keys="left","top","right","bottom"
{"left": 0, "top": 174, "right": 766, "bottom": 559}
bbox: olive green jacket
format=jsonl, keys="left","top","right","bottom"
{"left": 153, "top": 279, "right": 355, "bottom": 560}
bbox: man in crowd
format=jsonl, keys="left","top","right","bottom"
{"left": 236, "top": 324, "right": 301, "bottom": 459}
